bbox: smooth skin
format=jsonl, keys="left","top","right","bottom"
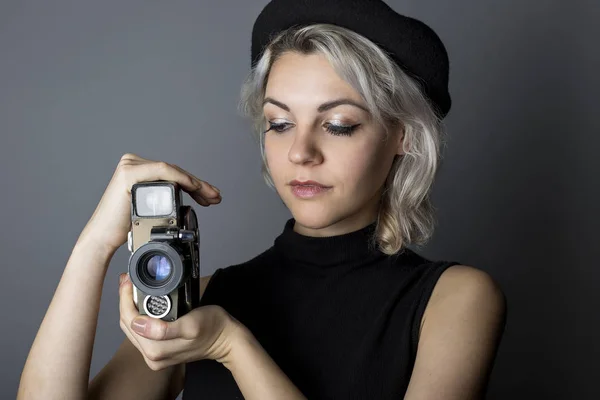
{"left": 263, "top": 52, "right": 506, "bottom": 399}
{"left": 17, "top": 154, "right": 223, "bottom": 400}
{"left": 263, "top": 52, "right": 402, "bottom": 237}
{"left": 18, "top": 51, "right": 506, "bottom": 400}
{"left": 18, "top": 154, "right": 306, "bottom": 400}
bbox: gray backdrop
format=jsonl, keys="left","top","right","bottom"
{"left": 2, "top": 0, "right": 597, "bottom": 399}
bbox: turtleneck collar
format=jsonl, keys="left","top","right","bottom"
{"left": 273, "top": 217, "right": 387, "bottom": 268}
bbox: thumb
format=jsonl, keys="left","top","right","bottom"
{"left": 132, "top": 308, "right": 206, "bottom": 340}
{"left": 131, "top": 315, "right": 178, "bottom": 340}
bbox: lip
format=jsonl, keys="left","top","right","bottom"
{"left": 290, "top": 184, "right": 331, "bottom": 199}
{"left": 289, "top": 180, "right": 331, "bottom": 188}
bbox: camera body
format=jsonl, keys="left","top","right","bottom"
{"left": 127, "top": 181, "right": 200, "bottom": 321}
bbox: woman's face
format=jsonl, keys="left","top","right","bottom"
{"left": 263, "top": 51, "right": 404, "bottom": 237}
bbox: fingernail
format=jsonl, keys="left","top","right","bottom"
{"left": 132, "top": 318, "right": 147, "bottom": 334}
{"left": 119, "top": 274, "right": 125, "bottom": 286}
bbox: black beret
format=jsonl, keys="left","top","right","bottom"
{"left": 251, "top": 0, "right": 452, "bottom": 118}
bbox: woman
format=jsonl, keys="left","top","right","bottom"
{"left": 18, "top": 1, "right": 507, "bottom": 399}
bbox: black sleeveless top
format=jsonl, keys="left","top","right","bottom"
{"left": 183, "top": 218, "right": 460, "bottom": 399}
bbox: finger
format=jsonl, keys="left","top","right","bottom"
{"left": 119, "top": 153, "right": 143, "bottom": 162}
{"left": 118, "top": 273, "right": 175, "bottom": 340}
{"left": 130, "top": 327, "right": 190, "bottom": 361}
{"left": 118, "top": 273, "right": 143, "bottom": 329}
{"left": 118, "top": 273, "right": 190, "bottom": 365}
{"left": 168, "top": 163, "right": 221, "bottom": 196}
{"left": 160, "top": 306, "right": 227, "bottom": 341}
{"left": 123, "top": 320, "right": 190, "bottom": 368}
{"left": 117, "top": 154, "right": 222, "bottom": 205}
{"left": 156, "top": 161, "right": 220, "bottom": 199}
{"left": 117, "top": 273, "right": 144, "bottom": 352}
{"left": 130, "top": 313, "right": 182, "bottom": 340}
{"left": 167, "top": 163, "right": 222, "bottom": 207}
{"left": 122, "top": 161, "right": 221, "bottom": 207}
{"left": 130, "top": 306, "right": 212, "bottom": 341}
{"left": 120, "top": 317, "right": 143, "bottom": 353}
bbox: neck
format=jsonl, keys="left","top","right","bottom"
{"left": 274, "top": 217, "right": 385, "bottom": 269}
{"left": 292, "top": 214, "right": 378, "bottom": 238}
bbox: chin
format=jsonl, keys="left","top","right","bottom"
{"left": 288, "top": 206, "right": 338, "bottom": 230}
{"left": 277, "top": 186, "right": 343, "bottom": 229}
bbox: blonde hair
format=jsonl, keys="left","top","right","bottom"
{"left": 238, "top": 23, "right": 449, "bottom": 255}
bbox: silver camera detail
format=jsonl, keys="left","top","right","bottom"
{"left": 126, "top": 181, "right": 201, "bottom": 321}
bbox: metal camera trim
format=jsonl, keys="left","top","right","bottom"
{"left": 128, "top": 241, "right": 185, "bottom": 296}
{"left": 143, "top": 295, "right": 172, "bottom": 319}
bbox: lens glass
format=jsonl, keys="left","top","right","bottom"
{"left": 144, "top": 254, "right": 172, "bottom": 283}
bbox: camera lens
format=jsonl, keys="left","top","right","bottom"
{"left": 146, "top": 254, "right": 172, "bottom": 281}
{"left": 139, "top": 252, "right": 173, "bottom": 286}
{"left": 129, "top": 242, "right": 186, "bottom": 295}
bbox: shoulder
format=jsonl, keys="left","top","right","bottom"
{"left": 421, "top": 264, "right": 507, "bottom": 340}
{"left": 406, "top": 265, "right": 507, "bottom": 398}
{"left": 433, "top": 265, "right": 505, "bottom": 308}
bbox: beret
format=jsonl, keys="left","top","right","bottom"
{"left": 251, "top": 0, "right": 452, "bottom": 118}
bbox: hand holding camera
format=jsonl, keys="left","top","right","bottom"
{"left": 78, "top": 153, "right": 242, "bottom": 368}
{"left": 117, "top": 272, "right": 245, "bottom": 371}
{"left": 77, "top": 153, "right": 222, "bottom": 320}
{"left": 78, "top": 153, "right": 221, "bottom": 255}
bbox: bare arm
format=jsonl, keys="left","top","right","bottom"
{"left": 17, "top": 234, "right": 212, "bottom": 400}
{"left": 88, "top": 339, "right": 184, "bottom": 400}
{"left": 87, "top": 274, "right": 214, "bottom": 400}
{"left": 17, "top": 153, "right": 222, "bottom": 400}
{"left": 221, "top": 326, "right": 307, "bottom": 400}
{"left": 404, "top": 265, "right": 507, "bottom": 400}
{"left": 17, "top": 237, "right": 115, "bottom": 400}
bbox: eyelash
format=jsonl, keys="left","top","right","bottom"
{"left": 264, "top": 122, "right": 360, "bottom": 136}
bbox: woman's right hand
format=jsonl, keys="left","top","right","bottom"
{"left": 77, "top": 153, "right": 222, "bottom": 255}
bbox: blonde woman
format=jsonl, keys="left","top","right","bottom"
{"left": 18, "top": 1, "right": 507, "bottom": 399}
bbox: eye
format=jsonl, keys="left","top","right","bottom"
{"left": 324, "top": 123, "right": 361, "bottom": 136}
{"left": 264, "top": 121, "right": 292, "bottom": 134}
{"left": 263, "top": 121, "right": 361, "bottom": 136}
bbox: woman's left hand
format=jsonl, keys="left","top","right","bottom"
{"left": 118, "top": 272, "right": 244, "bottom": 371}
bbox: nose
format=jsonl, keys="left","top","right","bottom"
{"left": 288, "top": 126, "right": 324, "bottom": 166}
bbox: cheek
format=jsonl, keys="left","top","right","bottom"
{"left": 340, "top": 144, "right": 387, "bottom": 185}
{"left": 264, "top": 137, "right": 285, "bottom": 178}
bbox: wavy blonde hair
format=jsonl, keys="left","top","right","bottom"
{"left": 238, "top": 23, "right": 449, "bottom": 255}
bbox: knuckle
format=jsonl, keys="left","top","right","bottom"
{"left": 145, "top": 345, "right": 164, "bottom": 362}
{"left": 155, "top": 161, "right": 170, "bottom": 172}
{"left": 209, "top": 304, "right": 226, "bottom": 317}
{"left": 157, "top": 323, "right": 170, "bottom": 340}
{"left": 145, "top": 358, "right": 162, "bottom": 371}
{"left": 118, "top": 153, "right": 136, "bottom": 166}
{"left": 179, "top": 322, "right": 198, "bottom": 339}
{"left": 115, "top": 162, "right": 134, "bottom": 179}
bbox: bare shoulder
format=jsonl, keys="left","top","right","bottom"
{"left": 407, "top": 265, "right": 507, "bottom": 398}
{"left": 421, "top": 264, "right": 507, "bottom": 338}
{"left": 433, "top": 265, "right": 505, "bottom": 305}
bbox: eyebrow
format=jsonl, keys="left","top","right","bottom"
{"left": 262, "top": 97, "right": 370, "bottom": 113}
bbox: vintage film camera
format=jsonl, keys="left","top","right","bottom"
{"left": 127, "top": 181, "right": 200, "bottom": 321}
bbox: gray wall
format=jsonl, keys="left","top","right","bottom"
{"left": 2, "top": 1, "right": 597, "bottom": 399}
